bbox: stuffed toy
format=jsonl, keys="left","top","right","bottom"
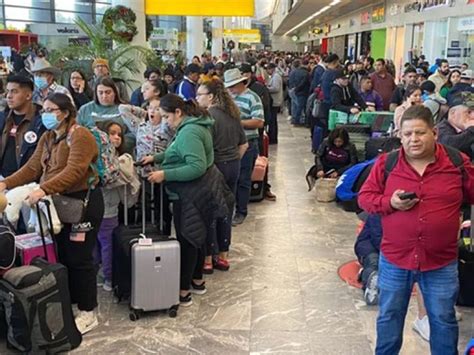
{"left": 4, "top": 183, "right": 62, "bottom": 235}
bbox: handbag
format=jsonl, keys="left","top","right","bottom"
{"left": 315, "top": 178, "right": 338, "bottom": 202}
{"left": 52, "top": 189, "right": 91, "bottom": 224}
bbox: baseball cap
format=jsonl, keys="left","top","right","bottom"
{"left": 334, "top": 69, "right": 349, "bottom": 80}
{"left": 239, "top": 63, "right": 253, "bottom": 74}
{"left": 460, "top": 69, "right": 473, "bottom": 80}
{"left": 449, "top": 92, "right": 474, "bottom": 109}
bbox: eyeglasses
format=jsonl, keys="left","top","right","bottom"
{"left": 40, "top": 108, "right": 61, "bottom": 114}
{"left": 196, "top": 92, "right": 210, "bottom": 97}
{"left": 148, "top": 107, "right": 161, "bottom": 112}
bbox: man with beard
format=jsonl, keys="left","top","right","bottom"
{"left": 428, "top": 59, "right": 450, "bottom": 93}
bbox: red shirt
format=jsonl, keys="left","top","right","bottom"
{"left": 358, "top": 144, "right": 474, "bottom": 271}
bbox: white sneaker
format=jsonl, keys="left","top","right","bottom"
{"left": 103, "top": 280, "right": 113, "bottom": 292}
{"left": 75, "top": 310, "right": 99, "bottom": 335}
{"left": 412, "top": 315, "right": 430, "bottom": 342}
{"left": 287, "top": 115, "right": 292, "bottom": 122}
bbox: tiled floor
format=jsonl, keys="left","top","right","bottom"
{"left": 1, "top": 115, "right": 473, "bottom": 354}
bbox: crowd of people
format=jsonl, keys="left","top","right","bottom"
{"left": 0, "top": 46, "right": 473, "bottom": 355}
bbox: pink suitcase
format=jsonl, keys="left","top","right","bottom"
{"left": 15, "top": 233, "right": 57, "bottom": 265}
{"left": 251, "top": 156, "right": 268, "bottom": 182}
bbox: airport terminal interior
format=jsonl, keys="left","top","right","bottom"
{"left": 0, "top": 0, "right": 473, "bottom": 354}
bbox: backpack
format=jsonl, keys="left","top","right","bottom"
{"left": 336, "top": 159, "right": 377, "bottom": 202}
{"left": 67, "top": 125, "right": 120, "bottom": 186}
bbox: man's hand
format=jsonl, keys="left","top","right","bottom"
{"left": 148, "top": 170, "right": 165, "bottom": 184}
{"left": 316, "top": 170, "right": 325, "bottom": 178}
{"left": 27, "top": 188, "right": 46, "bottom": 206}
{"left": 390, "top": 189, "right": 419, "bottom": 211}
{"left": 350, "top": 107, "right": 360, "bottom": 115}
{"left": 329, "top": 171, "right": 338, "bottom": 179}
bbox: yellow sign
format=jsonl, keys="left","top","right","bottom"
{"left": 223, "top": 29, "right": 261, "bottom": 43}
{"left": 146, "top": 0, "right": 255, "bottom": 17}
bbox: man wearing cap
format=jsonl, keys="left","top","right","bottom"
{"left": 265, "top": 63, "right": 283, "bottom": 144}
{"left": 224, "top": 68, "right": 264, "bottom": 225}
{"left": 89, "top": 58, "right": 129, "bottom": 102}
{"left": 31, "top": 58, "right": 72, "bottom": 106}
{"left": 437, "top": 92, "right": 474, "bottom": 159}
{"left": 330, "top": 69, "right": 367, "bottom": 114}
{"left": 446, "top": 70, "right": 474, "bottom": 107}
{"left": 174, "top": 63, "right": 200, "bottom": 101}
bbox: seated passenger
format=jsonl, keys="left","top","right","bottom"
{"left": 354, "top": 214, "right": 382, "bottom": 305}
{"left": 359, "top": 76, "right": 383, "bottom": 111}
{"left": 68, "top": 69, "right": 93, "bottom": 109}
{"left": 316, "top": 127, "right": 358, "bottom": 179}
{"left": 420, "top": 80, "right": 447, "bottom": 123}
{"left": 436, "top": 92, "right": 474, "bottom": 159}
{"left": 330, "top": 69, "right": 368, "bottom": 115}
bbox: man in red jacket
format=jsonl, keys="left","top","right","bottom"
{"left": 359, "top": 105, "right": 474, "bottom": 355}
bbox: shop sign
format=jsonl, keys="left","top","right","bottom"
{"left": 29, "top": 23, "right": 84, "bottom": 36}
{"left": 146, "top": 0, "right": 254, "bottom": 17}
{"left": 451, "top": 40, "right": 460, "bottom": 48}
{"left": 361, "top": 11, "right": 370, "bottom": 25}
{"left": 421, "top": 0, "right": 451, "bottom": 11}
{"left": 223, "top": 29, "right": 261, "bottom": 43}
{"left": 458, "top": 17, "right": 474, "bottom": 31}
{"left": 149, "top": 28, "right": 178, "bottom": 40}
{"left": 388, "top": 4, "right": 401, "bottom": 16}
{"left": 372, "top": 6, "right": 385, "bottom": 23}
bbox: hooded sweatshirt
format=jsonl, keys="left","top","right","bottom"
{"left": 154, "top": 115, "right": 214, "bottom": 182}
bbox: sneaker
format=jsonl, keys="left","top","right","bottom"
{"left": 103, "top": 280, "right": 113, "bottom": 292}
{"left": 287, "top": 115, "right": 292, "bottom": 122}
{"left": 179, "top": 293, "right": 193, "bottom": 307}
{"left": 75, "top": 310, "right": 99, "bottom": 335}
{"left": 96, "top": 273, "right": 104, "bottom": 287}
{"left": 214, "top": 258, "right": 230, "bottom": 271}
{"left": 203, "top": 262, "right": 214, "bottom": 275}
{"left": 364, "top": 271, "right": 378, "bottom": 306}
{"left": 190, "top": 281, "right": 207, "bottom": 295}
{"left": 232, "top": 214, "right": 246, "bottom": 226}
{"left": 412, "top": 315, "right": 430, "bottom": 342}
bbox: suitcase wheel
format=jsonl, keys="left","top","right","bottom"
{"left": 168, "top": 307, "right": 178, "bottom": 318}
{"left": 129, "top": 309, "right": 140, "bottom": 322}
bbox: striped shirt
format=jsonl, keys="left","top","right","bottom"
{"left": 33, "top": 82, "right": 73, "bottom": 106}
{"left": 233, "top": 89, "right": 264, "bottom": 140}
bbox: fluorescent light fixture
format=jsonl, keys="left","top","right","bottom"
{"left": 284, "top": 1, "right": 339, "bottom": 36}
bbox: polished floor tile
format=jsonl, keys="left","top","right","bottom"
{"left": 1, "top": 115, "right": 473, "bottom": 354}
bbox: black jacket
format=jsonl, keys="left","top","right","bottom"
{"left": 166, "top": 165, "right": 235, "bottom": 248}
{"left": 437, "top": 120, "right": 474, "bottom": 159}
{"left": 316, "top": 138, "right": 358, "bottom": 175}
{"left": 289, "top": 67, "right": 310, "bottom": 96}
{"left": 330, "top": 83, "right": 367, "bottom": 114}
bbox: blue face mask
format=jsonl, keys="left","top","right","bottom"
{"left": 41, "top": 112, "right": 60, "bottom": 130}
{"left": 34, "top": 76, "right": 49, "bottom": 90}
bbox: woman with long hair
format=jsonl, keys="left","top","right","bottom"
{"left": 141, "top": 94, "right": 235, "bottom": 307}
{"left": 196, "top": 78, "right": 248, "bottom": 273}
{"left": 0, "top": 93, "right": 104, "bottom": 334}
{"left": 439, "top": 69, "right": 461, "bottom": 99}
{"left": 393, "top": 85, "right": 423, "bottom": 134}
{"left": 67, "top": 69, "right": 93, "bottom": 109}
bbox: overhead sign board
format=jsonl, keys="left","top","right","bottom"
{"left": 223, "top": 29, "right": 261, "bottom": 43}
{"left": 146, "top": 0, "right": 255, "bottom": 17}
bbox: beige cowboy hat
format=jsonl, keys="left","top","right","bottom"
{"left": 223, "top": 68, "right": 248, "bottom": 88}
{"left": 30, "top": 58, "right": 60, "bottom": 76}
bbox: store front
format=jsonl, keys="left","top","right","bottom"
{"left": 447, "top": 16, "right": 474, "bottom": 68}
{"left": 409, "top": 22, "right": 424, "bottom": 64}
{"left": 423, "top": 20, "right": 448, "bottom": 64}
{"left": 385, "top": 26, "right": 406, "bottom": 81}
{"left": 371, "top": 28, "right": 386, "bottom": 61}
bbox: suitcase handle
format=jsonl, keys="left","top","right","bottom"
{"left": 36, "top": 198, "right": 58, "bottom": 261}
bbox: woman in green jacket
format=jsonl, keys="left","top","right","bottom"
{"left": 142, "top": 94, "right": 214, "bottom": 307}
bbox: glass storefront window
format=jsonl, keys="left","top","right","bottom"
{"left": 55, "top": 11, "right": 92, "bottom": 24}
{"left": 96, "top": 2, "right": 110, "bottom": 15}
{"left": 5, "top": 6, "right": 51, "bottom": 22}
{"left": 4, "top": 0, "right": 50, "bottom": 9}
{"left": 55, "top": 0, "right": 92, "bottom": 13}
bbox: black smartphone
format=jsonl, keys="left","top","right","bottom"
{"left": 399, "top": 192, "right": 417, "bottom": 200}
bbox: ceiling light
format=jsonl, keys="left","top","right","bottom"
{"left": 284, "top": 3, "right": 333, "bottom": 36}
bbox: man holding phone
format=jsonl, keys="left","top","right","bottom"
{"left": 359, "top": 105, "right": 474, "bottom": 355}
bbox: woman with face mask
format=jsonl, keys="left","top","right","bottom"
{"left": 0, "top": 93, "right": 104, "bottom": 336}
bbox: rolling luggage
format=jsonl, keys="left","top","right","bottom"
{"left": 0, "top": 200, "right": 82, "bottom": 353}
{"left": 365, "top": 137, "right": 401, "bottom": 161}
{"left": 250, "top": 156, "right": 268, "bottom": 203}
{"left": 457, "top": 220, "right": 474, "bottom": 306}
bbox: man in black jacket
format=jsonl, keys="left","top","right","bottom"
{"left": 437, "top": 92, "right": 474, "bottom": 159}
{"left": 330, "top": 69, "right": 367, "bottom": 114}
{"left": 288, "top": 59, "right": 310, "bottom": 125}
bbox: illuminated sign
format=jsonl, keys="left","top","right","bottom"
{"left": 145, "top": 0, "right": 255, "bottom": 17}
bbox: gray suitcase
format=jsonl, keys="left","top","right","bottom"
{"left": 129, "top": 181, "right": 180, "bottom": 321}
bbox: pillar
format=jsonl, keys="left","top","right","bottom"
{"left": 186, "top": 16, "right": 204, "bottom": 62}
{"left": 212, "top": 17, "right": 223, "bottom": 59}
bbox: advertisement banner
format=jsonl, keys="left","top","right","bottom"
{"left": 223, "top": 29, "right": 261, "bottom": 43}
{"left": 146, "top": 0, "right": 254, "bottom": 17}
{"left": 372, "top": 6, "right": 385, "bottom": 23}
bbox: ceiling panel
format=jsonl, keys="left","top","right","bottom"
{"left": 273, "top": 0, "right": 375, "bottom": 35}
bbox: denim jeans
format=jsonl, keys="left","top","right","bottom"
{"left": 236, "top": 139, "right": 259, "bottom": 217}
{"left": 206, "top": 159, "right": 241, "bottom": 255}
{"left": 376, "top": 254, "right": 459, "bottom": 355}
{"left": 290, "top": 92, "right": 307, "bottom": 124}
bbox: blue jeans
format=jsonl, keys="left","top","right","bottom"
{"left": 207, "top": 159, "right": 240, "bottom": 255}
{"left": 290, "top": 91, "right": 307, "bottom": 124}
{"left": 236, "top": 139, "right": 259, "bottom": 217}
{"left": 376, "top": 254, "right": 459, "bottom": 355}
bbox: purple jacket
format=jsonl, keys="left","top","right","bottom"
{"left": 359, "top": 90, "right": 384, "bottom": 111}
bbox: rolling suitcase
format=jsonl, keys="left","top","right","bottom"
{"left": 457, "top": 220, "right": 474, "bottom": 306}
{"left": 129, "top": 182, "right": 180, "bottom": 321}
{"left": 250, "top": 156, "right": 268, "bottom": 203}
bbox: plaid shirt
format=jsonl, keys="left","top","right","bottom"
{"left": 33, "top": 82, "right": 73, "bottom": 106}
